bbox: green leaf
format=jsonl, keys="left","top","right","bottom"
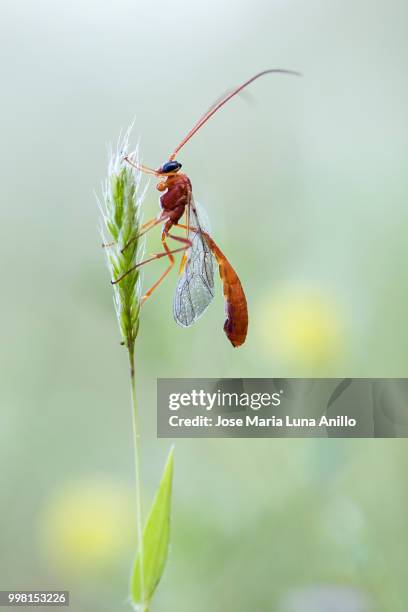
{"left": 130, "top": 447, "right": 174, "bottom": 610}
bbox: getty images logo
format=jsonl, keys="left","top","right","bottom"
{"left": 168, "top": 388, "right": 284, "bottom": 411}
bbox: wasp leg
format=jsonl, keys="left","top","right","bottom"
{"left": 111, "top": 232, "right": 191, "bottom": 296}
{"left": 139, "top": 233, "right": 192, "bottom": 305}
{"left": 120, "top": 215, "right": 169, "bottom": 254}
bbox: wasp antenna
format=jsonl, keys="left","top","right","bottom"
{"left": 168, "top": 69, "right": 301, "bottom": 160}
{"left": 124, "top": 156, "right": 159, "bottom": 176}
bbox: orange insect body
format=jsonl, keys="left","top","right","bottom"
{"left": 204, "top": 235, "right": 248, "bottom": 347}
{"left": 157, "top": 171, "right": 248, "bottom": 346}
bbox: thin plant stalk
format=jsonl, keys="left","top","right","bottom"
{"left": 128, "top": 349, "right": 146, "bottom": 610}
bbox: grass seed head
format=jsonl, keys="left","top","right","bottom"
{"left": 100, "top": 128, "right": 144, "bottom": 354}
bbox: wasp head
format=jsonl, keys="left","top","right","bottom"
{"left": 157, "top": 160, "right": 182, "bottom": 174}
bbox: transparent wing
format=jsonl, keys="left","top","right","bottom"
{"left": 173, "top": 199, "right": 215, "bottom": 327}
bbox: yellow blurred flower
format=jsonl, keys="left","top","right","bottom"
{"left": 40, "top": 478, "right": 135, "bottom": 575}
{"left": 257, "top": 285, "right": 346, "bottom": 369}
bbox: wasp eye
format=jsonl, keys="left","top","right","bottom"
{"left": 160, "top": 160, "right": 182, "bottom": 173}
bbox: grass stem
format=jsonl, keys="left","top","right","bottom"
{"left": 128, "top": 347, "right": 146, "bottom": 610}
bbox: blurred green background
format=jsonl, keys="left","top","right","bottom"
{"left": 1, "top": 0, "right": 408, "bottom": 610}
